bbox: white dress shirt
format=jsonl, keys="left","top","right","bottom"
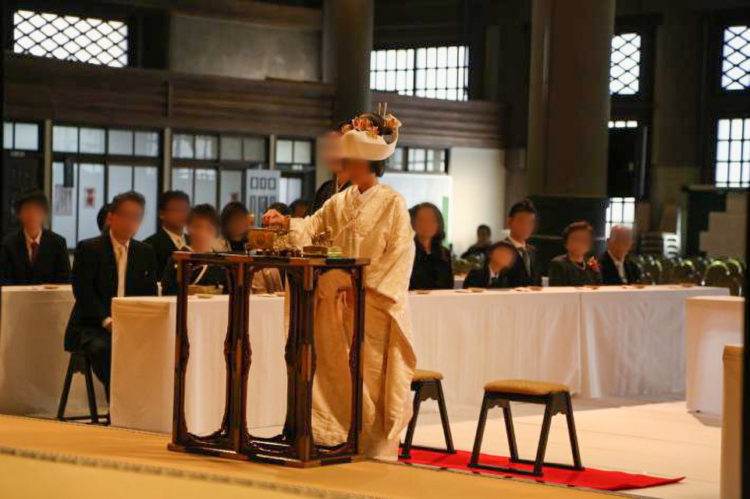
{"left": 103, "top": 232, "right": 130, "bottom": 329}
{"left": 609, "top": 251, "right": 628, "bottom": 283}
{"left": 163, "top": 227, "right": 187, "bottom": 250}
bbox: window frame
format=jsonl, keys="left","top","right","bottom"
{"left": 386, "top": 145, "right": 450, "bottom": 175}
{"left": 369, "top": 45, "right": 471, "bottom": 101}
{"left": 11, "top": 7, "right": 133, "bottom": 68}
{"left": 171, "top": 130, "right": 270, "bottom": 208}
{"left": 273, "top": 136, "right": 316, "bottom": 203}
{"left": 701, "top": 10, "right": 750, "bottom": 185}
{"left": 50, "top": 123, "right": 162, "bottom": 247}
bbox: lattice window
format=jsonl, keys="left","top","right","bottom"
{"left": 371, "top": 46, "right": 469, "bottom": 101}
{"left": 13, "top": 9, "right": 128, "bottom": 67}
{"left": 715, "top": 118, "right": 750, "bottom": 188}
{"left": 606, "top": 197, "right": 636, "bottom": 238}
{"left": 610, "top": 33, "right": 641, "bottom": 95}
{"left": 608, "top": 120, "right": 639, "bottom": 129}
{"left": 721, "top": 25, "right": 750, "bottom": 91}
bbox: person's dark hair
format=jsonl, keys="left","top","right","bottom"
{"left": 188, "top": 203, "right": 220, "bottom": 227}
{"left": 96, "top": 203, "right": 110, "bottom": 232}
{"left": 562, "top": 220, "right": 594, "bottom": 244}
{"left": 410, "top": 202, "right": 448, "bottom": 258}
{"left": 487, "top": 240, "right": 517, "bottom": 259}
{"left": 157, "top": 190, "right": 190, "bottom": 212}
{"left": 14, "top": 190, "right": 49, "bottom": 213}
{"left": 220, "top": 201, "right": 249, "bottom": 239}
{"left": 508, "top": 199, "right": 537, "bottom": 218}
{"left": 477, "top": 224, "right": 491, "bottom": 236}
{"left": 110, "top": 191, "right": 146, "bottom": 213}
{"left": 289, "top": 199, "right": 310, "bottom": 213}
{"left": 268, "top": 202, "right": 291, "bottom": 216}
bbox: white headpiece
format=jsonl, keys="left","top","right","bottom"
{"left": 339, "top": 104, "right": 402, "bottom": 161}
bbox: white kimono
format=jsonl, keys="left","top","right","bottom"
{"left": 288, "top": 183, "right": 417, "bottom": 460}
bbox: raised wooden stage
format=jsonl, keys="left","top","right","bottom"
{"left": 0, "top": 416, "right": 616, "bottom": 498}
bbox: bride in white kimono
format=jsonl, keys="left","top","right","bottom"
{"left": 263, "top": 112, "right": 416, "bottom": 460}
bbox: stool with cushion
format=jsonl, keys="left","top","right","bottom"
{"left": 469, "top": 379, "right": 583, "bottom": 477}
{"left": 56, "top": 350, "right": 109, "bottom": 424}
{"left": 400, "top": 369, "right": 455, "bottom": 459}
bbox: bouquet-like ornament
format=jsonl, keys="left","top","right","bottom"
{"left": 588, "top": 256, "right": 601, "bottom": 273}
{"left": 339, "top": 103, "right": 402, "bottom": 161}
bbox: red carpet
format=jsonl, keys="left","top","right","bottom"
{"left": 399, "top": 448, "right": 684, "bottom": 491}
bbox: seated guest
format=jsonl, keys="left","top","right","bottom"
{"left": 600, "top": 225, "right": 641, "bottom": 285}
{"left": 409, "top": 202, "right": 454, "bottom": 290}
{"left": 460, "top": 224, "right": 492, "bottom": 260}
{"left": 96, "top": 203, "right": 110, "bottom": 234}
{"left": 505, "top": 199, "right": 542, "bottom": 286}
{"left": 267, "top": 202, "right": 291, "bottom": 216}
{"left": 309, "top": 126, "right": 351, "bottom": 215}
{"left": 0, "top": 191, "right": 70, "bottom": 285}
{"left": 463, "top": 241, "right": 517, "bottom": 289}
{"left": 65, "top": 191, "right": 158, "bottom": 394}
{"left": 548, "top": 221, "right": 602, "bottom": 286}
{"left": 161, "top": 204, "right": 227, "bottom": 295}
{"left": 290, "top": 199, "right": 311, "bottom": 218}
{"left": 144, "top": 190, "right": 190, "bottom": 277}
{"left": 216, "top": 201, "right": 251, "bottom": 252}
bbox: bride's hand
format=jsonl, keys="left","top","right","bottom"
{"left": 262, "top": 209, "right": 285, "bottom": 228}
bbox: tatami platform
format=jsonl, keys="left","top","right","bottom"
{"left": 0, "top": 415, "right": 619, "bottom": 499}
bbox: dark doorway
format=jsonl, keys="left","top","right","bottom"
{"left": 1, "top": 151, "right": 44, "bottom": 235}
{"left": 607, "top": 125, "right": 649, "bottom": 198}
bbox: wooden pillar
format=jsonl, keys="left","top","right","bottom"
{"left": 525, "top": 0, "right": 615, "bottom": 268}
{"left": 323, "top": 0, "right": 373, "bottom": 123}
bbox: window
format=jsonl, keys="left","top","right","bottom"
{"left": 608, "top": 120, "right": 639, "bottom": 129}
{"left": 370, "top": 46, "right": 469, "bottom": 101}
{"left": 386, "top": 146, "right": 447, "bottom": 173}
{"left": 171, "top": 132, "right": 269, "bottom": 209}
{"left": 605, "top": 197, "right": 636, "bottom": 237}
{"left": 51, "top": 126, "right": 160, "bottom": 247}
{"left": 275, "top": 138, "right": 314, "bottom": 205}
{"left": 610, "top": 33, "right": 641, "bottom": 95}
{"left": 3, "top": 121, "right": 40, "bottom": 151}
{"left": 714, "top": 118, "right": 750, "bottom": 188}
{"left": 721, "top": 25, "right": 750, "bottom": 91}
{"left": 13, "top": 9, "right": 129, "bottom": 67}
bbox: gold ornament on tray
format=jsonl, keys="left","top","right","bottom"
{"left": 246, "top": 227, "right": 301, "bottom": 257}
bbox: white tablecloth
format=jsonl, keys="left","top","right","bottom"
{"left": 686, "top": 296, "right": 744, "bottom": 417}
{"left": 579, "top": 285, "right": 729, "bottom": 398}
{"left": 408, "top": 288, "right": 582, "bottom": 409}
{"left": 0, "top": 285, "right": 107, "bottom": 416}
{"left": 110, "top": 295, "right": 287, "bottom": 435}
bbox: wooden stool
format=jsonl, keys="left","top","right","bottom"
{"left": 56, "top": 351, "right": 109, "bottom": 425}
{"left": 400, "top": 369, "right": 455, "bottom": 459}
{"left": 469, "top": 379, "right": 583, "bottom": 476}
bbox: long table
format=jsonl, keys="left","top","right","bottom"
{"left": 0, "top": 283, "right": 728, "bottom": 433}
{"left": 0, "top": 285, "right": 107, "bottom": 417}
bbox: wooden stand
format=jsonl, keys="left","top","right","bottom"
{"left": 167, "top": 252, "right": 369, "bottom": 467}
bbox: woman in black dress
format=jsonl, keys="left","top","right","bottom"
{"left": 409, "top": 202, "right": 454, "bottom": 290}
{"left": 217, "top": 201, "right": 250, "bottom": 252}
{"left": 162, "top": 204, "right": 227, "bottom": 295}
{"left": 548, "top": 221, "right": 602, "bottom": 286}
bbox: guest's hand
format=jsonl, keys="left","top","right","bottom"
{"left": 262, "top": 209, "right": 285, "bottom": 228}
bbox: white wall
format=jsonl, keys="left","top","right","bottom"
{"left": 449, "top": 147, "right": 506, "bottom": 254}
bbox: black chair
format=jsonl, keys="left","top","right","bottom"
{"left": 400, "top": 369, "right": 455, "bottom": 459}
{"left": 469, "top": 379, "right": 583, "bottom": 477}
{"left": 56, "top": 350, "right": 109, "bottom": 424}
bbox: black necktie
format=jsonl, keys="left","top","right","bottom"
{"left": 518, "top": 247, "right": 531, "bottom": 275}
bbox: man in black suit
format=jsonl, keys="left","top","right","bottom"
{"left": 463, "top": 241, "right": 517, "bottom": 288}
{"left": 600, "top": 225, "right": 641, "bottom": 285}
{"left": 504, "top": 199, "right": 542, "bottom": 286}
{"left": 144, "top": 190, "right": 190, "bottom": 277}
{"left": 0, "top": 191, "right": 70, "bottom": 285}
{"left": 65, "top": 191, "right": 158, "bottom": 393}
